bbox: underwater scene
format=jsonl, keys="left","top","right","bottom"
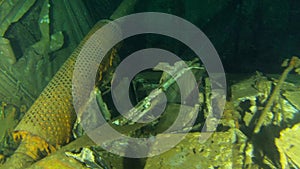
{"left": 0, "top": 0, "right": 300, "bottom": 168}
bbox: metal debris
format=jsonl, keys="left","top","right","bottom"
{"left": 66, "top": 147, "right": 110, "bottom": 169}
{"left": 145, "top": 129, "right": 257, "bottom": 168}
{"left": 276, "top": 123, "right": 300, "bottom": 168}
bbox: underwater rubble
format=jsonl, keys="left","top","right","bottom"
{"left": 0, "top": 0, "right": 300, "bottom": 169}
{"left": 48, "top": 57, "right": 298, "bottom": 169}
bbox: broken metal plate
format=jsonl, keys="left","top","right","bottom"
{"left": 231, "top": 74, "right": 270, "bottom": 106}
{"left": 282, "top": 90, "right": 300, "bottom": 111}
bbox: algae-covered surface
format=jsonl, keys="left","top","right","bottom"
{"left": 0, "top": 0, "right": 300, "bottom": 168}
